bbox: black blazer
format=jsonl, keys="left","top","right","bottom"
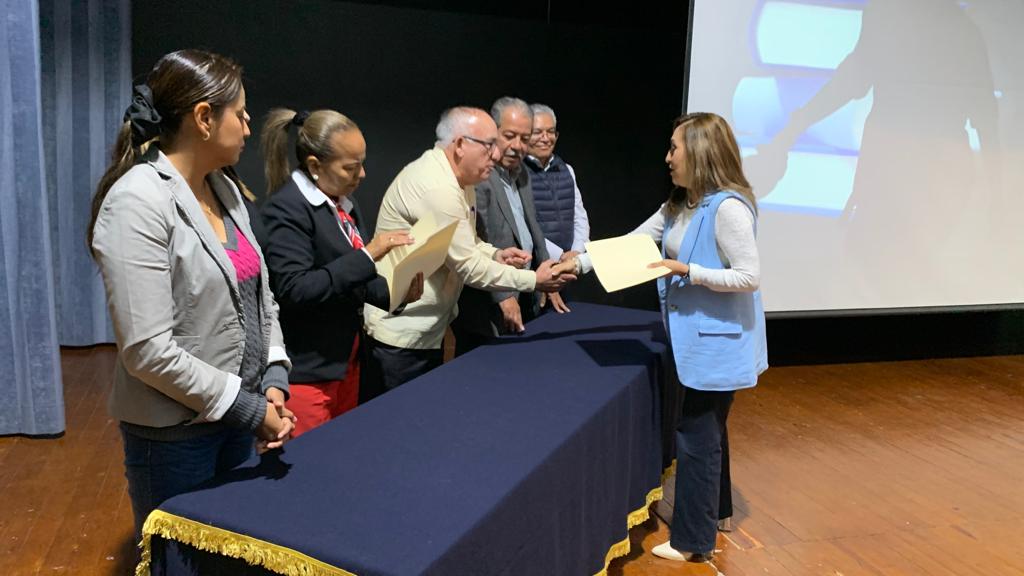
{"left": 261, "top": 178, "right": 389, "bottom": 382}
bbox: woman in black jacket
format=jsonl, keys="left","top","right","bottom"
{"left": 260, "top": 108, "right": 422, "bottom": 436}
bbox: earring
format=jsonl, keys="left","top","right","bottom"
{"left": 312, "top": 174, "right": 319, "bottom": 181}
{"left": 202, "top": 132, "right": 210, "bottom": 141}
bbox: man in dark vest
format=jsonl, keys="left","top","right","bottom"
{"left": 453, "top": 97, "right": 571, "bottom": 356}
{"left": 524, "top": 103, "right": 590, "bottom": 304}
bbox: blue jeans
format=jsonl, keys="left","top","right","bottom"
{"left": 670, "top": 387, "right": 735, "bottom": 554}
{"left": 120, "top": 424, "right": 255, "bottom": 540}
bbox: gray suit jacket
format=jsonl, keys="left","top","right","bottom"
{"left": 92, "top": 149, "right": 289, "bottom": 428}
{"left": 457, "top": 167, "right": 549, "bottom": 336}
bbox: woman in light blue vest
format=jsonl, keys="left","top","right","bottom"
{"left": 565, "top": 112, "right": 767, "bottom": 562}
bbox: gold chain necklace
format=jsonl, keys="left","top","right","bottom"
{"left": 199, "top": 181, "right": 220, "bottom": 217}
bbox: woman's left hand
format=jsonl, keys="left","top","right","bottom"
{"left": 366, "top": 230, "right": 415, "bottom": 261}
{"left": 648, "top": 259, "right": 688, "bottom": 277}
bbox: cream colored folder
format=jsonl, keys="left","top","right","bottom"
{"left": 376, "top": 212, "right": 458, "bottom": 312}
{"left": 584, "top": 235, "right": 672, "bottom": 292}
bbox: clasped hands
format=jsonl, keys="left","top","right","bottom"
{"left": 257, "top": 387, "right": 295, "bottom": 453}
{"left": 494, "top": 247, "right": 577, "bottom": 293}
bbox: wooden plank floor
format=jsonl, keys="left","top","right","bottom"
{"left": 613, "top": 355, "right": 1024, "bottom": 576}
{"left": 2, "top": 348, "right": 1022, "bottom": 575}
{"left": 0, "top": 347, "right": 135, "bottom": 576}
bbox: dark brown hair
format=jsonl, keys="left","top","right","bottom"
{"left": 87, "top": 49, "right": 244, "bottom": 254}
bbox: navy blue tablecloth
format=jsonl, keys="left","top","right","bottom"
{"left": 144, "top": 303, "right": 678, "bottom": 576}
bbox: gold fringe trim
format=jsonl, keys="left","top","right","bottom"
{"left": 593, "top": 461, "right": 677, "bottom": 576}
{"left": 136, "top": 509, "right": 356, "bottom": 576}
{"left": 136, "top": 461, "right": 680, "bottom": 576}
{"left": 662, "top": 459, "right": 678, "bottom": 485}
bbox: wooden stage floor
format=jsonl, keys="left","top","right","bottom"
{"left": 2, "top": 347, "right": 1022, "bottom": 575}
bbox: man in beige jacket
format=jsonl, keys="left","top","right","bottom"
{"left": 362, "top": 107, "right": 573, "bottom": 396}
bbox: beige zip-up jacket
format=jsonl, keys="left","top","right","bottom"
{"left": 364, "top": 147, "right": 536, "bottom": 349}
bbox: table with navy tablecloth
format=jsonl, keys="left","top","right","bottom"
{"left": 140, "top": 303, "right": 680, "bottom": 576}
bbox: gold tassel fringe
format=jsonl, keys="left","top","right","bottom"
{"left": 136, "top": 462, "right": 679, "bottom": 576}
{"left": 593, "top": 461, "right": 676, "bottom": 576}
{"left": 135, "top": 509, "right": 355, "bottom": 576}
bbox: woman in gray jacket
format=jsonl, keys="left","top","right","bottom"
{"left": 88, "top": 50, "right": 295, "bottom": 538}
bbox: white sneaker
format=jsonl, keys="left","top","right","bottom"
{"left": 717, "top": 517, "right": 733, "bottom": 532}
{"left": 651, "top": 541, "right": 713, "bottom": 563}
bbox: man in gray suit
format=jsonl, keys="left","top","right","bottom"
{"left": 453, "top": 97, "right": 560, "bottom": 356}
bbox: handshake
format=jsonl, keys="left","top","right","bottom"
{"left": 494, "top": 248, "right": 583, "bottom": 293}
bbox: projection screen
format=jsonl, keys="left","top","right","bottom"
{"left": 685, "top": 0, "right": 1024, "bottom": 313}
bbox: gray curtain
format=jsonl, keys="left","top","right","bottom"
{"left": 39, "top": 0, "right": 128, "bottom": 346}
{"left": 0, "top": 0, "right": 64, "bottom": 435}
{"left": 0, "top": 0, "right": 128, "bottom": 434}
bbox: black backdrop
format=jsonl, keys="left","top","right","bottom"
{"left": 132, "top": 0, "right": 1024, "bottom": 363}
{"left": 132, "top": 0, "right": 688, "bottom": 310}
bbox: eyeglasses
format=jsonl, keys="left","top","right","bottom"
{"left": 530, "top": 128, "right": 558, "bottom": 141}
{"left": 462, "top": 135, "right": 498, "bottom": 153}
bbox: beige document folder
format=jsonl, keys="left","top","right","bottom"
{"left": 584, "top": 235, "right": 672, "bottom": 292}
{"left": 376, "top": 212, "right": 458, "bottom": 312}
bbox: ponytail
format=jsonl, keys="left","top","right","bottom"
{"left": 260, "top": 108, "right": 299, "bottom": 195}
{"left": 88, "top": 83, "right": 163, "bottom": 257}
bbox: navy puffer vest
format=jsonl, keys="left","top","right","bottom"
{"left": 524, "top": 154, "right": 576, "bottom": 251}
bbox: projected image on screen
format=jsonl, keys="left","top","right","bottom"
{"left": 734, "top": 1, "right": 870, "bottom": 216}
{"left": 688, "top": 0, "right": 1024, "bottom": 312}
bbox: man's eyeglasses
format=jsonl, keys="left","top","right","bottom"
{"left": 530, "top": 128, "right": 558, "bottom": 141}
{"left": 462, "top": 135, "right": 498, "bottom": 153}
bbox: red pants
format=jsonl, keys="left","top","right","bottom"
{"left": 287, "top": 337, "right": 360, "bottom": 438}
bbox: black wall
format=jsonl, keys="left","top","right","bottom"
{"left": 132, "top": 0, "right": 688, "bottom": 311}
{"left": 132, "top": 0, "right": 1024, "bottom": 365}
{"left": 766, "top": 308, "right": 1024, "bottom": 366}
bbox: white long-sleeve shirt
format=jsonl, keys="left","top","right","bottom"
{"left": 580, "top": 198, "right": 760, "bottom": 292}
{"left": 565, "top": 164, "right": 590, "bottom": 253}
